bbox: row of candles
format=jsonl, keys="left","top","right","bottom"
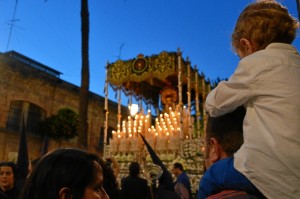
{"left": 109, "top": 106, "right": 193, "bottom": 154}
{"left": 105, "top": 49, "right": 212, "bottom": 155}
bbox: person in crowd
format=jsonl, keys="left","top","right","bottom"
{"left": 105, "top": 157, "right": 119, "bottom": 181}
{"left": 140, "top": 134, "right": 180, "bottom": 199}
{"left": 0, "top": 162, "right": 20, "bottom": 199}
{"left": 203, "top": 1, "right": 300, "bottom": 198}
{"left": 121, "top": 161, "right": 150, "bottom": 199}
{"left": 172, "top": 162, "right": 191, "bottom": 199}
{"left": 203, "top": 106, "right": 245, "bottom": 170}
{"left": 19, "top": 148, "right": 109, "bottom": 199}
{"left": 198, "top": 106, "right": 259, "bottom": 199}
{"left": 149, "top": 170, "right": 180, "bottom": 199}
{"left": 102, "top": 157, "right": 120, "bottom": 199}
{"left": 29, "top": 158, "right": 40, "bottom": 172}
{"left": 26, "top": 157, "right": 40, "bottom": 178}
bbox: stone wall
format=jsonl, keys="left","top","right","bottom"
{"left": 0, "top": 51, "right": 128, "bottom": 161}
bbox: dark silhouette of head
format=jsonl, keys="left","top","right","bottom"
{"left": 173, "top": 163, "right": 184, "bottom": 171}
{"left": 129, "top": 162, "right": 141, "bottom": 177}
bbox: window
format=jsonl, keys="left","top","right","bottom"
{"left": 6, "top": 101, "right": 22, "bottom": 131}
{"left": 6, "top": 100, "right": 46, "bottom": 134}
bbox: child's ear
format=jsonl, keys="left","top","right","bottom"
{"left": 59, "top": 187, "right": 72, "bottom": 199}
{"left": 239, "top": 38, "right": 254, "bottom": 54}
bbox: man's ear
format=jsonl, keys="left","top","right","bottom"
{"left": 239, "top": 38, "right": 254, "bottom": 55}
{"left": 209, "top": 138, "right": 222, "bottom": 164}
{"left": 59, "top": 187, "right": 72, "bottom": 199}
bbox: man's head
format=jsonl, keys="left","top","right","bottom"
{"left": 129, "top": 162, "right": 140, "bottom": 177}
{"left": 172, "top": 162, "right": 184, "bottom": 177}
{"left": 0, "top": 162, "right": 16, "bottom": 191}
{"left": 204, "top": 106, "right": 246, "bottom": 169}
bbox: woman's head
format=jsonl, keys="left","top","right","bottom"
{"left": 232, "top": 0, "right": 298, "bottom": 56}
{"left": 20, "top": 148, "right": 109, "bottom": 199}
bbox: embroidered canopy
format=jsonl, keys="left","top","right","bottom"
{"left": 107, "top": 50, "right": 210, "bottom": 106}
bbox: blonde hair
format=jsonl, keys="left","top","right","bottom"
{"left": 232, "top": 0, "right": 298, "bottom": 53}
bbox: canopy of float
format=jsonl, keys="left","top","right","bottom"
{"left": 106, "top": 50, "right": 208, "bottom": 106}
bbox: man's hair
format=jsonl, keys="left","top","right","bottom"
{"left": 0, "top": 161, "right": 16, "bottom": 176}
{"left": 205, "top": 106, "right": 246, "bottom": 158}
{"left": 232, "top": 0, "right": 298, "bottom": 52}
{"left": 173, "top": 162, "right": 184, "bottom": 171}
{"left": 129, "top": 162, "right": 140, "bottom": 177}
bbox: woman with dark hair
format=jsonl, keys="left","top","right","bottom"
{"left": 19, "top": 148, "right": 109, "bottom": 199}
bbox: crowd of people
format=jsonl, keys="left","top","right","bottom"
{"left": 0, "top": 149, "right": 192, "bottom": 199}
{"left": 0, "top": 105, "right": 249, "bottom": 199}
{"left": 1, "top": 0, "right": 300, "bottom": 198}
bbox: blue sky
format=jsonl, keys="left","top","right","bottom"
{"left": 1, "top": 0, "right": 300, "bottom": 105}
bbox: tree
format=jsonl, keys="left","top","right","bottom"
{"left": 38, "top": 108, "right": 79, "bottom": 142}
{"left": 78, "top": 0, "right": 90, "bottom": 148}
{"left": 44, "top": 0, "right": 90, "bottom": 148}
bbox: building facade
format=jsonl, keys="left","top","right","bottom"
{"left": 0, "top": 51, "right": 127, "bottom": 161}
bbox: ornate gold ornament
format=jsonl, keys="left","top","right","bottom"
{"left": 132, "top": 54, "right": 148, "bottom": 75}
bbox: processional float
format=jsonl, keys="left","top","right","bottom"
{"left": 104, "top": 48, "right": 211, "bottom": 192}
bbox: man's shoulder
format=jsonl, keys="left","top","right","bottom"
{"left": 178, "top": 172, "right": 190, "bottom": 181}
{"left": 121, "top": 176, "right": 130, "bottom": 183}
{"left": 138, "top": 176, "right": 148, "bottom": 183}
{"left": 122, "top": 176, "right": 147, "bottom": 183}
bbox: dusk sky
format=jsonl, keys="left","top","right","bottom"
{"left": 1, "top": 0, "right": 300, "bottom": 105}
